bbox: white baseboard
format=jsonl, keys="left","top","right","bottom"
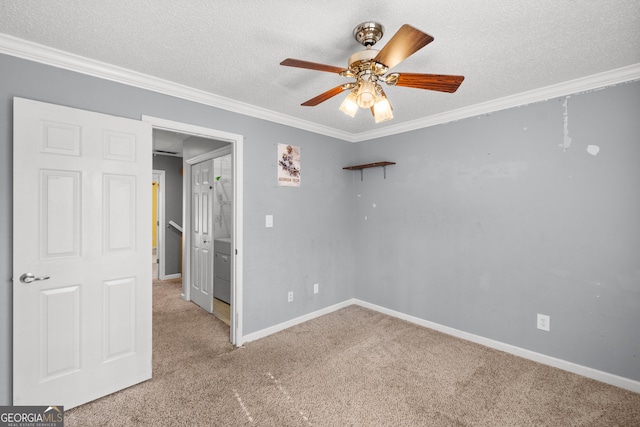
{"left": 162, "top": 273, "right": 181, "bottom": 280}
{"left": 238, "top": 297, "right": 639, "bottom": 393}
{"left": 354, "top": 299, "right": 640, "bottom": 394}
{"left": 239, "top": 299, "right": 357, "bottom": 346}
{"left": 237, "top": 298, "right": 639, "bottom": 393}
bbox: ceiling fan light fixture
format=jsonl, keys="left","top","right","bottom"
{"left": 356, "top": 80, "right": 377, "bottom": 109}
{"left": 339, "top": 91, "right": 359, "bottom": 117}
{"left": 373, "top": 96, "right": 393, "bottom": 123}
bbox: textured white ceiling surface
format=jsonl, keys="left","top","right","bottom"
{"left": 1, "top": 1, "right": 639, "bottom": 140}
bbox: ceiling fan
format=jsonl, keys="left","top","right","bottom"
{"left": 280, "top": 22, "right": 464, "bottom": 123}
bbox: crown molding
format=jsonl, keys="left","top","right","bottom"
{"left": 0, "top": 34, "right": 353, "bottom": 141}
{"left": 2, "top": 34, "right": 639, "bottom": 144}
{"left": 351, "top": 63, "right": 640, "bottom": 142}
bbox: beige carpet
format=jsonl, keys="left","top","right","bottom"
{"left": 65, "top": 278, "right": 640, "bottom": 426}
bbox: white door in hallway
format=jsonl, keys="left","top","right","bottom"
{"left": 190, "top": 159, "right": 214, "bottom": 313}
{"left": 12, "top": 98, "right": 152, "bottom": 409}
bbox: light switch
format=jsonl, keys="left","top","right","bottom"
{"left": 265, "top": 214, "right": 273, "bottom": 228}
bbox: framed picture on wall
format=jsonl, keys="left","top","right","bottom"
{"left": 277, "top": 143, "right": 301, "bottom": 187}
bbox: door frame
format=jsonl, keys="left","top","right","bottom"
{"left": 142, "top": 115, "right": 243, "bottom": 346}
{"left": 152, "top": 170, "right": 167, "bottom": 280}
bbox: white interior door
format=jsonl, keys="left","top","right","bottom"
{"left": 190, "top": 159, "right": 214, "bottom": 313}
{"left": 12, "top": 98, "right": 152, "bottom": 409}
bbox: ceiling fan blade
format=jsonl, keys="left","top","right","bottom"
{"left": 301, "top": 85, "right": 346, "bottom": 106}
{"left": 374, "top": 24, "right": 434, "bottom": 70}
{"left": 394, "top": 73, "right": 465, "bottom": 93}
{"left": 280, "top": 58, "right": 347, "bottom": 74}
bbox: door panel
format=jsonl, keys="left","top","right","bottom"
{"left": 103, "top": 174, "right": 136, "bottom": 252}
{"left": 103, "top": 277, "right": 136, "bottom": 361}
{"left": 40, "top": 285, "right": 81, "bottom": 380}
{"left": 13, "top": 97, "right": 152, "bottom": 409}
{"left": 41, "top": 170, "right": 81, "bottom": 258}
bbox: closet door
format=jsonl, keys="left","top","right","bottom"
{"left": 190, "top": 159, "right": 214, "bottom": 313}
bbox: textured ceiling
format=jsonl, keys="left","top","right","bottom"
{"left": 1, "top": 1, "right": 639, "bottom": 140}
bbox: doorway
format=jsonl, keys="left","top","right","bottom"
{"left": 152, "top": 170, "right": 166, "bottom": 280}
{"left": 144, "top": 115, "right": 244, "bottom": 346}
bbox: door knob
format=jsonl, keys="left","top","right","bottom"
{"left": 19, "top": 273, "right": 50, "bottom": 284}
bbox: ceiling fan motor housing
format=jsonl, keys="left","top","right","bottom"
{"left": 347, "top": 49, "right": 388, "bottom": 79}
{"left": 347, "top": 49, "right": 378, "bottom": 70}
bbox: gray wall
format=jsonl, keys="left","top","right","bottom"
{"left": 152, "top": 154, "right": 184, "bottom": 276}
{"left": 0, "top": 53, "right": 355, "bottom": 404}
{"left": 352, "top": 81, "right": 640, "bottom": 381}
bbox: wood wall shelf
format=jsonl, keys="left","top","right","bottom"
{"left": 343, "top": 161, "right": 396, "bottom": 181}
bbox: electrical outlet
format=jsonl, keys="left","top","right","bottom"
{"left": 265, "top": 215, "right": 273, "bottom": 228}
{"left": 537, "top": 314, "right": 550, "bottom": 331}
{"left": 313, "top": 283, "right": 319, "bottom": 294}
{"left": 287, "top": 291, "right": 293, "bottom": 302}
